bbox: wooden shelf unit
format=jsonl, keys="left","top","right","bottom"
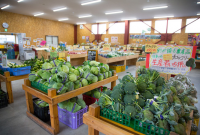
{"left": 0, "top": 71, "right": 29, "bottom": 103}
{"left": 22, "top": 72, "right": 118, "bottom": 135}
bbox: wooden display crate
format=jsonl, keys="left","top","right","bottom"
{"left": 0, "top": 71, "right": 29, "bottom": 103}
{"left": 98, "top": 56, "right": 126, "bottom": 64}
{"left": 22, "top": 72, "right": 118, "bottom": 135}
{"left": 83, "top": 104, "right": 193, "bottom": 135}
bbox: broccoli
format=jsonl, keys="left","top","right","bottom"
{"left": 193, "top": 112, "right": 200, "bottom": 119}
{"left": 169, "top": 111, "right": 179, "bottom": 122}
{"left": 113, "top": 102, "right": 124, "bottom": 113}
{"left": 186, "top": 58, "right": 196, "bottom": 69}
{"left": 147, "top": 83, "right": 156, "bottom": 94}
{"left": 143, "top": 109, "right": 154, "bottom": 121}
{"left": 122, "top": 72, "right": 135, "bottom": 83}
{"left": 104, "top": 89, "right": 112, "bottom": 97}
{"left": 124, "top": 105, "right": 136, "bottom": 118}
{"left": 178, "top": 118, "right": 186, "bottom": 129}
{"left": 137, "top": 81, "right": 147, "bottom": 93}
{"left": 173, "top": 95, "right": 182, "bottom": 105}
{"left": 167, "top": 93, "right": 173, "bottom": 103}
{"left": 124, "top": 82, "right": 137, "bottom": 94}
{"left": 156, "top": 86, "right": 162, "bottom": 93}
{"left": 124, "top": 94, "right": 136, "bottom": 105}
{"left": 98, "top": 94, "right": 113, "bottom": 108}
{"left": 158, "top": 120, "right": 169, "bottom": 130}
{"left": 113, "top": 83, "right": 123, "bottom": 94}
{"left": 174, "top": 123, "right": 186, "bottom": 135}
{"left": 170, "top": 86, "right": 177, "bottom": 95}
{"left": 156, "top": 77, "right": 165, "bottom": 86}
{"left": 143, "top": 91, "right": 154, "bottom": 99}
{"left": 137, "top": 98, "right": 145, "bottom": 108}
{"left": 111, "top": 90, "right": 123, "bottom": 102}
{"left": 191, "top": 123, "right": 198, "bottom": 131}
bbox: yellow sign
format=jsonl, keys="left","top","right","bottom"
{"left": 145, "top": 44, "right": 158, "bottom": 53}
{"left": 59, "top": 52, "right": 65, "bottom": 58}
{"left": 179, "top": 41, "right": 184, "bottom": 45}
{"left": 163, "top": 54, "right": 172, "bottom": 60}
{"left": 127, "top": 46, "right": 130, "bottom": 50}
{"left": 73, "top": 45, "right": 78, "bottom": 49}
{"left": 85, "top": 46, "right": 90, "bottom": 49}
{"left": 123, "top": 46, "right": 126, "bottom": 50}
{"left": 171, "top": 41, "right": 175, "bottom": 44}
{"left": 103, "top": 44, "right": 111, "bottom": 51}
{"left": 112, "top": 47, "right": 115, "bottom": 51}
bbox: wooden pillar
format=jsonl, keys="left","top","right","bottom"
{"left": 48, "top": 88, "right": 59, "bottom": 134}
{"left": 111, "top": 71, "right": 117, "bottom": 89}
{"left": 4, "top": 72, "right": 13, "bottom": 103}
{"left": 74, "top": 25, "right": 77, "bottom": 44}
{"left": 124, "top": 20, "right": 129, "bottom": 45}
{"left": 97, "top": 23, "right": 99, "bottom": 42}
{"left": 24, "top": 79, "right": 34, "bottom": 113}
{"left": 88, "top": 104, "right": 100, "bottom": 135}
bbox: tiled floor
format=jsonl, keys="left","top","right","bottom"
{"left": 0, "top": 60, "right": 199, "bottom": 135}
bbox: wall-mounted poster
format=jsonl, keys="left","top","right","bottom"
{"left": 188, "top": 33, "right": 200, "bottom": 48}
{"left": 111, "top": 36, "right": 118, "bottom": 43}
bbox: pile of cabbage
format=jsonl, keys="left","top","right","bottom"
{"left": 96, "top": 67, "right": 199, "bottom": 135}
{"left": 28, "top": 59, "right": 114, "bottom": 95}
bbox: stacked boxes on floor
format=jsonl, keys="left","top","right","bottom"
{"left": 110, "top": 65, "right": 127, "bottom": 73}
{"left": 14, "top": 44, "right": 19, "bottom": 59}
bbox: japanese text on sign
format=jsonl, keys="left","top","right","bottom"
{"left": 145, "top": 44, "right": 158, "bottom": 53}
{"left": 149, "top": 45, "right": 193, "bottom": 75}
{"left": 103, "top": 44, "right": 111, "bottom": 51}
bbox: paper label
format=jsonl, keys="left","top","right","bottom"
{"left": 59, "top": 52, "right": 65, "bottom": 58}
{"left": 163, "top": 54, "right": 172, "bottom": 60}
{"left": 103, "top": 44, "right": 111, "bottom": 51}
{"left": 145, "top": 44, "right": 158, "bottom": 53}
{"left": 67, "top": 56, "right": 70, "bottom": 62}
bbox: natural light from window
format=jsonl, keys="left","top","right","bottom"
{"left": 92, "top": 24, "right": 107, "bottom": 34}
{"left": 109, "top": 23, "right": 125, "bottom": 34}
{"left": 129, "top": 21, "right": 152, "bottom": 33}
{"left": 185, "top": 18, "right": 200, "bottom": 33}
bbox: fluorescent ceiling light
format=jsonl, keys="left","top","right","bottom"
{"left": 58, "top": 18, "right": 69, "bottom": 21}
{"left": 121, "top": 18, "right": 137, "bottom": 21}
{"left": 53, "top": 7, "right": 67, "bottom": 12}
{"left": 34, "top": 13, "right": 44, "bottom": 16}
{"left": 197, "top": 2, "right": 200, "bottom": 4}
{"left": 197, "top": 13, "right": 200, "bottom": 15}
{"left": 105, "top": 11, "right": 123, "bottom": 15}
{"left": 81, "top": 0, "right": 101, "bottom": 5}
{"left": 154, "top": 15, "right": 174, "bottom": 18}
{"left": 17, "top": 0, "right": 24, "bottom": 2}
{"left": 143, "top": 6, "right": 168, "bottom": 10}
{"left": 79, "top": 15, "right": 92, "bottom": 18}
{"left": 1, "top": 5, "right": 10, "bottom": 9}
{"left": 77, "top": 22, "right": 86, "bottom": 25}
{"left": 96, "top": 21, "right": 108, "bottom": 23}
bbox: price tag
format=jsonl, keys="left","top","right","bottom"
{"left": 145, "top": 44, "right": 158, "bottom": 53}
{"left": 123, "top": 46, "right": 126, "bottom": 50}
{"left": 59, "top": 52, "right": 65, "bottom": 58}
{"left": 112, "top": 47, "right": 115, "bottom": 51}
{"left": 85, "top": 46, "right": 90, "bottom": 49}
{"left": 103, "top": 44, "right": 111, "bottom": 51}
{"left": 171, "top": 41, "right": 174, "bottom": 44}
{"left": 73, "top": 45, "right": 78, "bottom": 49}
{"left": 163, "top": 54, "right": 172, "bottom": 60}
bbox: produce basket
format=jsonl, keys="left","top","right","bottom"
{"left": 100, "top": 108, "right": 130, "bottom": 127}
{"left": 7, "top": 66, "right": 31, "bottom": 76}
{"left": 132, "top": 119, "right": 170, "bottom": 135}
{"left": 31, "top": 81, "right": 50, "bottom": 93}
{"left": 58, "top": 105, "right": 88, "bottom": 129}
{"left": 0, "top": 89, "right": 8, "bottom": 109}
{"left": 33, "top": 98, "right": 50, "bottom": 122}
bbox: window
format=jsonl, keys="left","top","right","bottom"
{"left": 155, "top": 19, "right": 182, "bottom": 33}
{"left": 185, "top": 18, "right": 200, "bottom": 33}
{"left": 92, "top": 24, "right": 107, "bottom": 34}
{"left": 46, "top": 36, "right": 58, "bottom": 45}
{"left": 130, "top": 21, "right": 152, "bottom": 33}
{"left": 0, "top": 35, "right": 15, "bottom": 44}
{"left": 109, "top": 22, "right": 125, "bottom": 34}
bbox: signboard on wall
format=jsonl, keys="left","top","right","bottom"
{"left": 188, "top": 33, "right": 200, "bottom": 48}
{"left": 147, "top": 45, "right": 196, "bottom": 75}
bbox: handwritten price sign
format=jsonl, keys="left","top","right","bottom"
{"left": 145, "top": 44, "right": 158, "bottom": 53}
{"left": 103, "top": 44, "right": 111, "bottom": 51}
{"left": 163, "top": 54, "right": 172, "bottom": 60}
{"left": 59, "top": 52, "right": 65, "bottom": 58}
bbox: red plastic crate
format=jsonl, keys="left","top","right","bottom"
{"left": 82, "top": 86, "right": 112, "bottom": 107}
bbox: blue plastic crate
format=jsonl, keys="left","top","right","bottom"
{"left": 7, "top": 55, "right": 15, "bottom": 59}
{"left": 126, "top": 66, "right": 128, "bottom": 70}
{"left": 0, "top": 65, "right": 10, "bottom": 72}
{"left": 7, "top": 66, "right": 31, "bottom": 76}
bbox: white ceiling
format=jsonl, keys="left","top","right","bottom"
{"left": 0, "top": 0, "right": 200, "bottom": 24}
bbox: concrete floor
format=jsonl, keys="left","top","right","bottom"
{"left": 0, "top": 61, "right": 200, "bottom": 135}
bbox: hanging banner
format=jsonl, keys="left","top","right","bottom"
{"left": 147, "top": 45, "right": 197, "bottom": 75}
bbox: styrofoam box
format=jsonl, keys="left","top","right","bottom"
{"left": 24, "top": 51, "right": 35, "bottom": 60}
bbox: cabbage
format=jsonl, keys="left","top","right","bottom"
{"left": 108, "top": 71, "right": 112, "bottom": 78}
{"left": 42, "top": 62, "right": 53, "bottom": 70}
{"left": 90, "top": 61, "right": 100, "bottom": 67}
{"left": 51, "top": 67, "right": 58, "bottom": 74}
{"left": 92, "top": 89, "right": 101, "bottom": 98}
{"left": 29, "top": 73, "right": 39, "bottom": 81}
{"left": 56, "top": 71, "right": 68, "bottom": 83}
{"left": 74, "top": 80, "right": 82, "bottom": 89}
{"left": 84, "top": 71, "right": 95, "bottom": 81}
{"left": 65, "top": 81, "right": 74, "bottom": 91}
{"left": 69, "top": 67, "right": 75, "bottom": 73}
{"left": 83, "top": 65, "right": 90, "bottom": 71}
{"left": 103, "top": 72, "right": 108, "bottom": 79}
{"left": 98, "top": 74, "right": 104, "bottom": 81}
{"left": 100, "top": 64, "right": 109, "bottom": 73}
{"left": 37, "top": 69, "right": 43, "bottom": 77}
{"left": 69, "top": 73, "right": 78, "bottom": 82}
{"left": 92, "top": 76, "right": 98, "bottom": 83}
{"left": 66, "top": 101, "right": 82, "bottom": 113}
{"left": 41, "top": 71, "right": 51, "bottom": 80}
{"left": 50, "top": 60, "right": 61, "bottom": 67}
{"left": 74, "top": 69, "right": 80, "bottom": 77}
{"left": 43, "top": 82, "right": 49, "bottom": 86}
{"left": 65, "top": 62, "right": 72, "bottom": 68}
{"left": 52, "top": 82, "right": 67, "bottom": 94}
{"left": 36, "top": 79, "right": 45, "bottom": 84}
{"left": 80, "top": 78, "right": 88, "bottom": 86}
{"left": 62, "top": 65, "right": 69, "bottom": 73}
{"left": 91, "top": 66, "right": 100, "bottom": 75}
{"left": 48, "top": 74, "right": 57, "bottom": 83}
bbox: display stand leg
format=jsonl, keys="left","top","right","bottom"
{"left": 4, "top": 72, "right": 13, "bottom": 103}
{"left": 48, "top": 88, "right": 59, "bottom": 134}
{"left": 88, "top": 104, "right": 100, "bottom": 135}
{"left": 111, "top": 71, "right": 117, "bottom": 89}
{"left": 24, "top": 79, "right": 34, "bottom": 113}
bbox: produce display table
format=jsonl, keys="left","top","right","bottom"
{"left": 98, "top": 54, "right": 139, "bottom": 68}
{"left": 0, "top": 71, "right": 29, "bottom": 103}
{"left": 22, "top": 72, "right": 118, "bottom": 135}
{"left": 195, "top": 60, "right": 200, "bottom": 69}
{"left": 68, "top": 53, "right": 87, "bottom": 66}
{"left": 83, "top": 104, "right": 193, "bottom": 135}
{"left": 139, "top": 55, "right": 146, "bottom": 58}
